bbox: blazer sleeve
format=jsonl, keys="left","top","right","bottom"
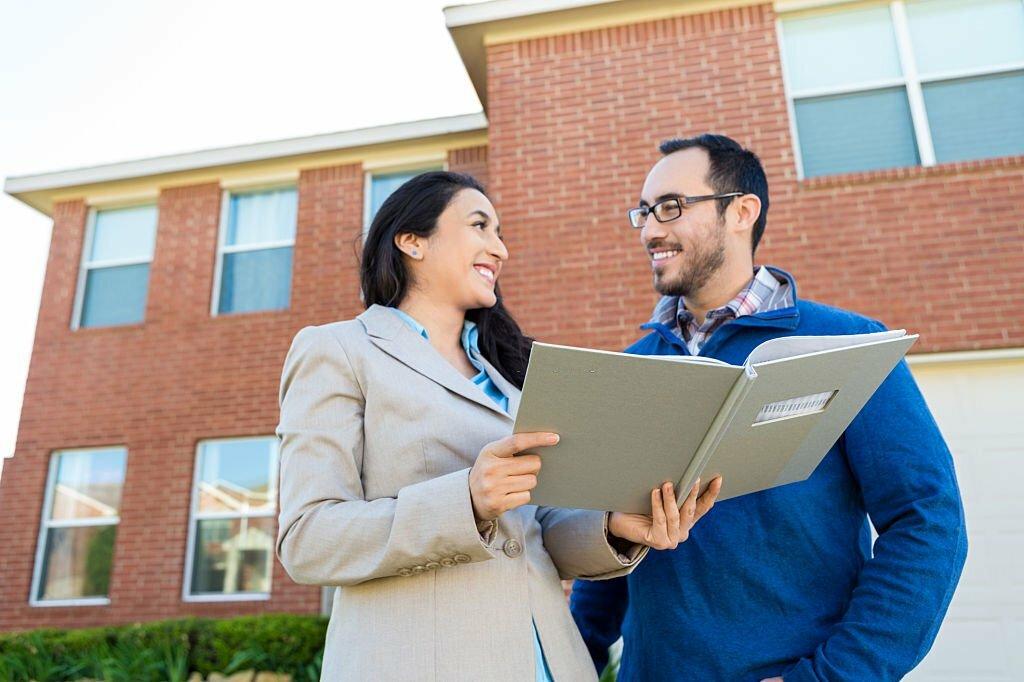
{"left": 535, "top": 506, "right": 646, "bottom": 580}
{"left": 275, "top": 326, "right": 496, "bottom": 587}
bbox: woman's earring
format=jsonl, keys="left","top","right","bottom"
{"left": 411, "top": 250, "right": 419, "bottom": 258}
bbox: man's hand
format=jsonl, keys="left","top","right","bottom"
{"left": 608, "top": 477, "right": 722, "bottom": 549}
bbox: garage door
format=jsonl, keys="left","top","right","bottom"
{"left": 906, "top": 351, "right": 1024, "bottom": 680}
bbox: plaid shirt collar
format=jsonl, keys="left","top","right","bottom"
{"left": 649, "top": 266, "right": 793, "bottom": 354}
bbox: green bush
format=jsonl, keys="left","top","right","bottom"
{"left": 0, "top": 614, "right": 327, "bottom": 682}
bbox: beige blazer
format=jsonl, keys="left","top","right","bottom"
{"left": 275, "top": 305, "right": 645, "bottom": 681}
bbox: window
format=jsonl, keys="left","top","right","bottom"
{"left": 184, "top": 437, "right": 278, "bottom": 601}
{"left": 780, "top": 0, "right": 1024, "bottom": 177}
{"left": 363, "top": 167, "right": 443, "bottom": 237}
{"left": 908, "top": 0, "right": 1024, "bottom": 163}
{"left": 31, "top": 447, "right": 128, "bottom": 606}
{"left": 74, "top": 205, "right": 158, "bottom": 328}
{"left": 213, "top": 187, "right": 297, "bottom": 315}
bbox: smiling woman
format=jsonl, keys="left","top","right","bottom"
{"left": 273, "top": 170, "right": 721, "bottom": 680}
{"left": 360, "top": 172, "right": 527, "bottom": 385}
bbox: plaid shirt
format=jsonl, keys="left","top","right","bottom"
{"left": 649, "top": 266, "right": 794, "bottom": 355}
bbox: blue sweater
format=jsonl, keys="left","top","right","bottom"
{"left": 570, "top": 268, "right": 967, "bottom": 682}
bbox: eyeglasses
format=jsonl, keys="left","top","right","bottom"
{"left": 628, "top": 192, "right": 743, "bottom": 229}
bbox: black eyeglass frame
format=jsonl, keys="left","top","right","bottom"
{"left": 628, "top": 192, "right": 744, "bottom": 229}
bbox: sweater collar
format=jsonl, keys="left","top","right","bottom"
{"left": 641, "top": 265, "right": 801, "bottom": 338}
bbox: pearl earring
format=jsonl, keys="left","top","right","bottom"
{"left": 411, "top": 250, "right": 419, "bottom": 257}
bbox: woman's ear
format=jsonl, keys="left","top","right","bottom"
{"left": 394, "top": 232, "right": 423, "bottom": 260}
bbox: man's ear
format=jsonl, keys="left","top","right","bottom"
{"left": 394, "top": 232, "right": 424, "bottom": 260}
{"left": 730, "top": 194, "right": 762, "bottom": 236}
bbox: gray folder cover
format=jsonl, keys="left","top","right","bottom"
{"left": 513, "top": 330, "right": 917, "bottom": 513}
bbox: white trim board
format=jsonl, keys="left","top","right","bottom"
{"left": 908, "top": 348, "right": 1024, "bottom": 367}
{"left": 4, "top": 113, "right": 487, "bottom": 197}
{"left": 444, "top": 0, "right": 617, "bottom": 27}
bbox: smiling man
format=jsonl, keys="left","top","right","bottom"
{"left": 569, "top": 134, "right": 968, "bottom": 681}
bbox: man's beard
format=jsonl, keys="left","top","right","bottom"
{"left": 653, "top": 220, "right": 726, "bottom": 298}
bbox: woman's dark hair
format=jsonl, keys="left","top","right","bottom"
{"left": 360, "top": 170, "right": 534, "bottom": 389}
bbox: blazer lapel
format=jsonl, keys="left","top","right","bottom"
{"left": 358, "top": 305, "right": 513, "bottom": 421}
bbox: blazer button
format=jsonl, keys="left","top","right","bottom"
{"left": 503, "top": 539, "right": 523, "bottom": 558}
{"left": 440, "top": 557, "right": 457, "bottom": 568}
{"left": 425, "top": 561, "right": 441, "bottom": 571}
{"left": 411, "top": 565, "right": 427, "bottom": 574}
{"left": 454, "top": 554, "right": 471, "bottom": 563}
{"left": 397, "top": 568, "right": 413, "bottom": 577}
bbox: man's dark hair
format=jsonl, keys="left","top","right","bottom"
{"left": 659, "top": 134, "right": 769, "bottom": 254}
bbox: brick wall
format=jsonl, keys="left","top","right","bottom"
{"left": 485, "top": 3, "right": 1024, "bottom": 352}
{"left": 0, "top": 163, "right": 365, "bottom": 630}
{"left": 448, "top": 145, "right": 489, "bottom": 189}
{"left": 4, "top": 1, "right": 1024, "bottom": 632}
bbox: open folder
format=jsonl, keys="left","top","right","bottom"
{"left": 512, "top": 330, "right": 917, "bottom": 513}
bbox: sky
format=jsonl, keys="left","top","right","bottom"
{"left": 0, "top": 0, "right": 488, "bottom": 468}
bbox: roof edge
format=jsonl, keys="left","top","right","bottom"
{"left": 444, "top": 0, "right": 615, "bottom": 27}
{"left": 4, "top": 112, "right": 488, "bottom": 197}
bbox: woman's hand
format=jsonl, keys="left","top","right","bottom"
{"left": 469, "top": 432, "right": 558, "bottom": 521}
{"left": 608, "top": 477, "right": 722, "bottom": 550}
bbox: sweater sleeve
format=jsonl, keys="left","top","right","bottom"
{"left": 569, "top": 575, "right": 630, "bottom": 674}
{"left": 785, "top": 321, "right": 968, "bottom": 681}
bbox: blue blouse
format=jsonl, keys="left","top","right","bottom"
{"left": 388, "top": 308, "right": 552, "bottom": 682}
{"left": 389, "top": 308, "right": 508, "bottom": 411}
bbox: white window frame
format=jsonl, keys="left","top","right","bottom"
{"left": 210, "top": 186, "right": 297, "bottom": 317}
{"left": 29, "top": 446, "right": 127, "bottom": 607}
{"left": 777, "top": 0, "right": 1024, "bottom": 179}
{"left": 362, "top": 160, "right": 448, "bottom": 240}
{"left": 182, "top": 435, "right": 279, "bottom": 603}
{"left": 71, "top": 204, "right": 158, "bottom": 330}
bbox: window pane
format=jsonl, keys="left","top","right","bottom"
{"left": 197, "top": 439, "right": 276, "bottom": 514}
{"left": 795, "top": 87, "right": 919, "bottom": 177}
{"left": 782, "top": 5, "right": 902, "bottom": 93}
{"left": 37, "top": 525, "right": 117, "bottom": 600}
{"left": 89, "top": 205, "right": 157, "bottom": 262}
{"left": 368, "top": 168, "right": 445, "bottom": 226}
{"left": 190, "top": 517, "right": 274, "bottom": 595}
{"left": 226, "top": 188, "right": 297, "bottom": 246}
{"left": 217, "top": 246, "right": 292, "bottom": 314}
{"left": 49, "top": 448, "right": 127, "bottom": 521}
{"left": 907, "top": 0, "right": 1024, "bottom": 77}
{"left": 80, "top": 263, "right": 150, "bottom": 327}
{"left": 924, "top": 71, "right": 1024, "bottom": 164}
{"left": 369, "top": 171, "right": 420, "bottom": 223}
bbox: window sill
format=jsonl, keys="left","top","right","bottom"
{"left": 72, "top": 321, "right": 146, "bottom": 333}
{"left": 211, "top": 307, "right": 291, "bottom": 320}
{"left": 30, "top": 597, "right": 111, "bottom": 608}
{"left": 183, "top": 592, "right": 272, "bottom": 603}
{"left": 799, "top": 153, "right": 1024, "bottom": 190}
